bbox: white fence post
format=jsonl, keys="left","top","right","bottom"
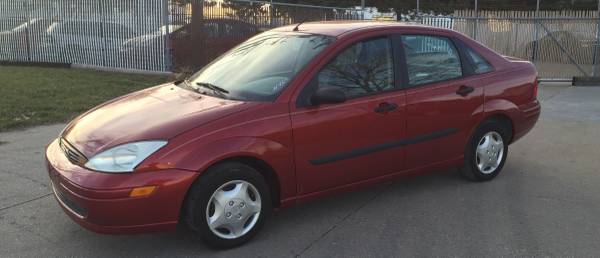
{"left": 594, "top": 0, "right": 600, "bottom": 76}
{"left": 25, "top": 0, "right": 32, "bottom": 62}
{"left": 532, "top": 0, "right": 540, "bottom": 63}
{"left": 473, "top": 0, "right": 478, "bottom": 40}
{"left": 163, "top": 0, "right": 172, "bottom": 71}
{"left": 416, "top": 0, "right": 420, "bottom": 21}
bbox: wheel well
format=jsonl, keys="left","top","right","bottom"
{"left": 178, "top": 156, "right": 282, "bottom": 228}
{"left": 218, "top": 156, "right": 282, "bottom": 208}
{"left": 484, "top": 114, "right": 514, "bottom": 143}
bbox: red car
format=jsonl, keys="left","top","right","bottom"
{"left": 169, "top": 18, "right": 259, "bottom": 68}
{"left": 45, "top": 21, "right": 540, "bottom": 248}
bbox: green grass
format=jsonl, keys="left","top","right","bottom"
{"left": 0, "top": 66, "right": 171, "bottom": 132}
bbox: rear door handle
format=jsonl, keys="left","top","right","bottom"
{"left": 456, "top": 85, "right": 475, "bottom": 97}
{"left": 374, "top": 102, "right": 398, "bottom": 114}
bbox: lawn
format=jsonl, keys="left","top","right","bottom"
{"left": 0, "top": 66, "right": 172, "bottom": 132}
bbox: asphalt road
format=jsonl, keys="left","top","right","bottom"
{"left": 1, "top": 83, "right": 600, "bottom": 257}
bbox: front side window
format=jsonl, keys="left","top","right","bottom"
{"left": 104, "top": 24, "right": 132, "bottom": 39}
{"left": 401, "top": 35, "right": 462, "bottom": 86}
{"left": 172, "top": 25, "right": 190, "bottom": 39}
{"left": 203, "top": 22, "right": 219, "bottom": 37}
{"left": 223, "top": 23, "right": 235, "bottom": 36}
{"left": 60, "top": 22, "right": 75, "bottom": 35}
{"left": 86, "top": 22, "right": 102, "bottom": 37}
{"left": 188, "top": 32, "right": 335, "bottom": 101}
{"left": 317, "top": 37, "right": 394, "bottom": 99}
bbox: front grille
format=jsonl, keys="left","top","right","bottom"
{"left": 51, "top": 181, "right": 88, "bottom": 218}
{"left": 59, "top": 138, "right": 88, "bottom": 166}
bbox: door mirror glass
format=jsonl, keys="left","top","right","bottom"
{"left": 311, "top": 86, "right": 346, "bottom": 105}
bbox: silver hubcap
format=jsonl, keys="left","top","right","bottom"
{"left": 475, "top": 131, "right": 504, "bottom": 174}
{"left": 206, "top": 180, "right": 261, "bottom": 239}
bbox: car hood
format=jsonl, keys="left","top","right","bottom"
{"left": 62, "top": 83, "right": 253, "bottom": 157}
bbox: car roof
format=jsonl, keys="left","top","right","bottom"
{"left": 181, "top": 18, "right": 258, "bottom": 28}
{"left": 271, "top": 20, "right": 446, "bottom": 37}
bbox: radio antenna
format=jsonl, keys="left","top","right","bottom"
{"left": 293, "top": 20, "right": 306, "bottom": 31}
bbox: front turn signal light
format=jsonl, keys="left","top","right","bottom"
{"left": 130, "top": 186, "right": 156, "bottom": 197}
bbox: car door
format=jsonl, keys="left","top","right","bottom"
{"left": 52, "top": 22, "right": 69, "bottom": 49}
{"left": 104, "top": 23, "right": 124, "bottom": 51}
{"left": 396, "top": 31, "right": 484, "bottom": 170}
{"left": 80, "top": 21, "right": 96, "bottom": 51}
{"left": 290, "top": 36, "right": 407, "bottom": 195}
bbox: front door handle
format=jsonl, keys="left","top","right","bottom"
{"left": 456, "top": 85, "right": 475, "bottom": 97}
{"left": 374, "top": 102, "right": 398, "bottom": 114}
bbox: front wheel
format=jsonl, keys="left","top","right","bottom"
{"left": 460, "top": 120, "right": 510, "bottom": 181}
{"left": 183, "top": 162, "right": 272, "bottom": 249}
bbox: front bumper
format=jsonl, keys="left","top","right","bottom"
{"left": 45, "top": 139, "right": 199, "bottom": 234}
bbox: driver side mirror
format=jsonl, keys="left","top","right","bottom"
{"left": 311, "top": 86, "right": 346, "bottom": 106}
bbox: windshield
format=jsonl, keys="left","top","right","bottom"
{"left": 187, "top": 32, "right": 335, "bottom": 101}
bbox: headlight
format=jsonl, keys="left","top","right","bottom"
{"left": 85, "top": 141, "right": 167, "bottom": 173}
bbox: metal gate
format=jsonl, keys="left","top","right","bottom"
{"left": 0, "top": 0, "right": 170, "bottom": 71}
{"left": 420, "top": 10, "right": 600, "bottom": 81}
{"left": 168, "top": 0, "right": 362, "bottom": 70}
{"left": 0, "top": 0, "right": 361, "bottom": 72}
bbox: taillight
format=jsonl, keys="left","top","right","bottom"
{"left": 532, "top": 78, "right": 539, "bottom": 100}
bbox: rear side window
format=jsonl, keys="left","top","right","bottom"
{"left": 173, "top": 25, "right": 191, "bottom": 39}
{"left": 317, "top": 37, "right": 395, "bottom": 99}
{"left": 463, "top": 45, "right": 494, "bottom": 74}
{"left": 61, "top": 22, "right": 99, "bottom": 37}
{"left": 401, "top": 35, "right": 462, "bottom": 86}
{"left": 104, "top": 23, "right": 131, "bottom": 39}
{"left": 203, "top": 22, "right": 219, "bottom": 37}
{"left": 57, "top": 22, "right": 74, "bottom": 35}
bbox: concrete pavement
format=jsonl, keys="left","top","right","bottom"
{"left": 1, "top": 83, "right": 600, "bottom": 257}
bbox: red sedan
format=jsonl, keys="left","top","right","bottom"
{"left": 45, "top": 21, "right": 540, "bottom": 248}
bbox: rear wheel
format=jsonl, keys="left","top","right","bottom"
{"left": 460, "top": 120, "right": 510, "bottom": 181}
{"left": 184, "top": 162, "right": 272, "bottom": 249}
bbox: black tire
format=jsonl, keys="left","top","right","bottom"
{"left": 460, "top": 119, "right": 510, "bottom": 181}
{"left": 183, "top": 162, "right": 272, "bottom": 249}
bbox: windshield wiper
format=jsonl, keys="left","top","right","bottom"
{"left": 175, "top": 79, "right": 192, "bottom": 89}
{"left": 196, "top": 82, "right": 230, "bottom": 95}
